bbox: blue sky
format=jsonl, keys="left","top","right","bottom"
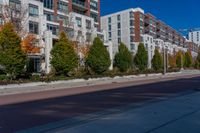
{"left": 100, "top": 0, "right": 200, "bottom": 31}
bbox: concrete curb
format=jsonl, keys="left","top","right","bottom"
{"left": 0, "top": 72, "right": 180, "bottom": 90}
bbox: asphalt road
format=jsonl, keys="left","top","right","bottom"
{"left": 0, "top": 75, "right": 200, "bottom": 133}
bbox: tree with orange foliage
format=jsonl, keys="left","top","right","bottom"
{"left": 168, "top": 54, "right": 177, "bottom": 68}
{"left": 21, "top": 34, "right": 40, "bottom": 54}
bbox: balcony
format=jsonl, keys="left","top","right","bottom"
{"left": 72, "top": 0, "right": 88, "bottom": 11}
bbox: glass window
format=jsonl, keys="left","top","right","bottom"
{"left": 118, "top": 30, "right": 121, "bottom": 36}
{"left": 130, "top": 11, "right": 134, "bottom": 19}
{"left": 44, "top": 11, "right": 54, "bottom": 21}
{"left": 117, "top": 15, "right": 121, "bottom": 21}
{"left": 0, "top": 18, "right": 4, "bottom": 25}
{"left": 108, "top": 17, "right": 111, "bottom": 23}
{"left": 47, "top": 24, "right": 59, "bottom": 35}
{"left": 57, "top": 0, "right": 68, "bottom": 13}
{"left": 76, "top": 17, "right": 82, "bottom": 27}
{"left": 44, "top": 0, "right": 53, "bottom": 9}
{"left": 130, "top": 36, "right": 134, "bottom": 42}
{"left": 118, "top": 38, "right": 121, "bottom": 44}
{"left": 29, "top": 4, "right": 39, "bottom": 17}
{"left": 130, "top": 27, "right": 134, "bottom": 34}
{"left": 86, "top": 20, "right": 91, "bottom": 29}
{"left": 117, "top": 22, "right": 121, "bottom": 29}
{"left": 90, "top": 13, "right": 98, "bottom": 22}
{"left": 90, "top": 0, "right": 98, "bottom": 11}
{"left": 57, "top": 15, "right": 69, "bottom": 25}
{"left": 108, "top": 25, "right": 111, "bottom": 31}
{"left": 29, "top": 21, "right": 39, "bottom": 34}
{"left": 108, "top": 32, "right": 112, "bottom": 38}
{"left": 130, "top": 20, "right": 134, "bottom": 26}
{"left": 130, "top": 43, "right": 135, "bottom": 50}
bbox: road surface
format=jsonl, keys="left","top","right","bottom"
{"left": 0, "top": 74, "right": 200, "bottom": 133}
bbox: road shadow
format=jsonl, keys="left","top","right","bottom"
{"left": 0, "top": 76, "right": 200, "bottom": 133}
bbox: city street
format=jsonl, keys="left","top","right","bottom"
{"left": 0, "top": 74, "right": 200, "bottom": 133}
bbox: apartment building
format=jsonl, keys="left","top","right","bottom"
{"left": 0, "top": 0, "right": 111, "bottom": 73}
{"left": 188, "top": 30, "right": 200, "bottom": 46}
{"left": 101, "top": 8, "right": 144, "bottom": 57}
{"left": 101, "top": 8, "right": 190, "bottom": 68}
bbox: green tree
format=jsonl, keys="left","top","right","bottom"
{"left": 194, "top": 51, "right": 200, "bottom": 69}
{"left": 86, "top": 37, "right": 111, "bottom": 74}
{"left": 176, "top": 50, "right": 184, "bottom": 68}
{"left": 152, "top": 49, "right": 163, "bottom": 71}
{"left": 134, "top": 43, "right": 148, "bottom": 71}
{"left": 51, "top": 32, "right": 78, "bottom": 75}
{"left": 0, "top": 23, "right": 27, "bottom": 79}
{"left": 114, "top": 43, "right": 132, "bottom": 72}
{"left": 184, "top": 51, "right": 192, "bottom": 68}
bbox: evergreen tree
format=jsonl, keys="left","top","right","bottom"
{"left": 134, "top": 43, "right": 148, "bottom": 71}
{"left": 152, "top": 49, "right": 163, "bottom": 71}
{"left": 184, "top": 51, "right": 192, "bottom": 68}
{"left": 114, "top": 43, "right": 132, "bottom": 72}
{"left": 86, "top": 37, "right": 111, "bottom": 74}
{"left": 194, "top": 51, "right": 200, "bottom": 69}
{"left": 51, "top": 32, "right": 78, "bottom": 75}
{"left": 0, "top": 23, "right": 27, "bottom": 79}
{"left": 176, "top": 50, "right": 184, "bottom": 68}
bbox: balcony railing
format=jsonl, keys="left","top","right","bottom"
{"left": 72, "top": 0, "right": 87, "bottom": 8}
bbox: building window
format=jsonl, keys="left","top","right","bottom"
{"left": 118, "top": 38, "right": 121, "bottom": 44}
{"left": 197, "top": 32, "right": 199, "bottom": 42}
{"left": 130, "top": 43, "right": 135, "bottom": 50}
{"left": 9, "top": 0, "right": 21, "bottom": 11}
{"left": 0, "top": 18, "right": 3, "bottom": 25}
{"left": 57, "top": 0, "right": 68, "bottom": 13}
{"left": 29, "top": 4, "right": 39, "bottom": 17}
{"left": 108, "top": 32, "right": 112, "bottom": 38}
{"left": 130, "top": 27, "right": 134, "bottom": 34}
{"left": 29, "top": 21, "right": 39, "bottom": 34}
{"left": 44, "top": 11, "right": 54, "bottom": 21}
{"left": 44, "top": 0, "right": 53, "bottom": 9}
{"left": 108, "top": 17, "right": 111, "bottom": 23}
{"left": 57, "top": 15, "right": 69, "bottom": 25}
{"left": 108, "top": 25, "right": 111, "bottom": 31}
{"left": 130, "top": 20, "right": 134, "bottom": 26}
{"left": 117, "top": 22, "right": 121, "bottom": 29}
{"left": 90, "top": 12, "right": 98, "bottom": 22}
{"left": 90, "top": 0, "right": 98, "bottom": 11}
{"left": 130, "top": 11, "right": 134, "bottom": 19}
{"left": 118, "top": 30, "right": 121, "bottom": 36}
{"left": 47, "top": 24, "right": 59, "bottom": 35}
{"left": 117, "top": 15, "right": 121, "bottom": 21}
{"left": 130, "top": 36, "right": 134, "bottom": 42}
{"left": 76, "top": 17, "right": 82, "bottom": 27}
{"left": 86, "top": 20, "right": 91, "bottom": 29}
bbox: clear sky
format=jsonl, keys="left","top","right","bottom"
{"left": 100, "top": 0, "right": 200, "bottom": 31}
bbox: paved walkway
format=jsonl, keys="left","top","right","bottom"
{"left": 56, "top": 91, "right": 200, "bottom": 133}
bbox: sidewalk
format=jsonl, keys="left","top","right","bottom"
{"left": 0, "top": 70, "right": 200, "bottom": 97}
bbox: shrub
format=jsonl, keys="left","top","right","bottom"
{"left": 184, "top": 51, "right": 192, "bottom": 68}
{"left": 86, "top": 37, "right": 111, "bottom": 74}
{"left": 152, "top": 49, "right": 163, "bottom": 71}
{"left": 134, "top": 43, "right": 148, "bottom": 71}
{"left": 51, "top": 32, "right": 78, "bottom": 75}
{"left": 114, "top": 42, "right": 132, "bottom": 72}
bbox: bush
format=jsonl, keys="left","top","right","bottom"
{"left": 152, "top": 49, "right": 163, "bottom": 71}
{"left": 134, "top": 43, "right": 148, "bottom": 71}
{"left": 86, "top": 37, "right": 111, "bottom": 74}
{"left": 51, "top": 32, "right": 78, "bottom": 75}
{"left": 194, "top": 51, "right": 200, "bottom": 69}
{"left": 176, "top": 50, "right": 184, "bottom": 68}
{"left": 184, "top": 51, "right": 192, "bottom": 68}
{"left": 114, "top": 42, "right": 133, "bottom": 72}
